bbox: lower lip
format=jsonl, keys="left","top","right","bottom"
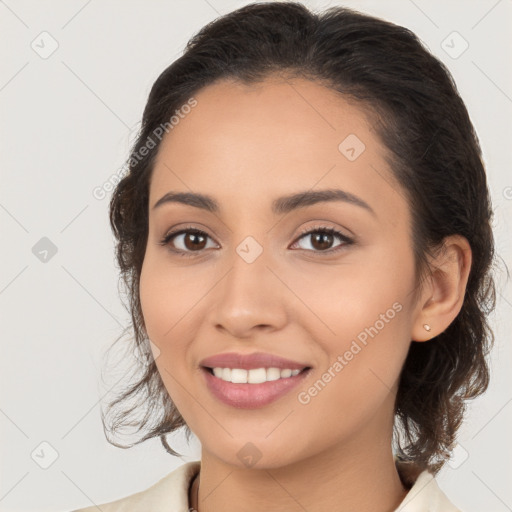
{"left": 201, "top": 367, "right": 311, "bottom": 409}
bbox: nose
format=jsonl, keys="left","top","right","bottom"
{"left": 208, "top": 247, "right": 288, "bottom": 339}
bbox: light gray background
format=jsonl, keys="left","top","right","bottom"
{"left": 1, "top": 1, "right": 511, "bottom": 511}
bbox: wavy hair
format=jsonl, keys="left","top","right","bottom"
{"left": 100, "top": 1, "right": 503, "bottom": 475}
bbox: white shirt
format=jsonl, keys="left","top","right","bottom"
{"left": 71, "top": 460, "right": 463, "bottom": 511}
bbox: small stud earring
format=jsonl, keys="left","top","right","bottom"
{"left": 423, "top": 324, "right": 431, "bottom": 332}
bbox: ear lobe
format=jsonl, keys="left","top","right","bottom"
{"left": 411, "top": 235, "right": 472, "bottom": 342}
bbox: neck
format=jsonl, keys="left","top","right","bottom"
{"left": 189, "top": 430, "right": 409, "bottom": 512}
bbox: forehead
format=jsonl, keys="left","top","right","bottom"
{"left": 150, "top": 77, "right": 407, "bottom": 226}
{"left": 155, "top": 76, "right": 377, "bottom": 166}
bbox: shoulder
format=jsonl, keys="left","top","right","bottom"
{"left": 70, "top": 460, "right": 200, "bottom": 512}
{"left": 395, "top": 461, "right": 464, "bottom": 512}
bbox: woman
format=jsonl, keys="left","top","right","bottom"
{"left": 73, "top": 2, "right": 498, "bottom": 511}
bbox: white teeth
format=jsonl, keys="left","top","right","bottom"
{"left": 211, "top": 367, "right": 304, "bottom": 383}
{"left": 266, "top": 367, "right": 281, "bottom": 381}
{"left": 231, "top": 368, "right": 248, "bottom": 383}
{"left": 248, "top": 368, "right": 266, "bottom": 384}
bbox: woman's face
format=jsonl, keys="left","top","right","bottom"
{"left": 140, "top": 77, "right": 423, "bottom": 469}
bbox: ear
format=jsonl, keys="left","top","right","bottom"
{"left": 411, "top": 235, "right": 472, "bottom": 342}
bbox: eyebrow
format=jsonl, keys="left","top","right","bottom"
{"left": 152, "top": 189, "right": 376, "bottom": 217}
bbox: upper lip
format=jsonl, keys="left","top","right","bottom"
{"left": 200, "top": 352, "right": 311, "bottom": 370}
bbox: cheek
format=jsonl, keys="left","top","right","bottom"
{"left": 289, "top": 246, "right": 413, "bottom": 405}
{"left": 139, "top": 258, "right": 197, "bottom": 415}
{"left": 139, "top": 253, "right": 206, "bottom": 342}
{"left": 288, "top": 247, "right": 412, "bottom": 338}
{"left": 139, "top": 259, "right": 168, "bottom": 341}
{"left": 293, "top": 298, "right": 411, "bottom": 447}
{"left": 139, "top": 254, "right": 213, "bottom": 394}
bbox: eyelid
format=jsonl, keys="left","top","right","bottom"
{"left": 295, "top": 223, "right": 352, "bottom": 240}
{"left": 159, "top": 224, "right": 218, "bottom": 252}
{"left": 289, "top": 225, "right": 354, "bottom": 252}
{"left": 159, "top": 222, "right": 355, "bottom": 257}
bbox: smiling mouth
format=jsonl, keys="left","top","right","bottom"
{"left": 200, "top": 365, "right": 312, "bottom": 409}
{"left": 203, "top": 366, "right": 311, "bottom": 384}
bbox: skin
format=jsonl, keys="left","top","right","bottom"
{"left": 139, "top": 76, "right": 472, "bottom": 512}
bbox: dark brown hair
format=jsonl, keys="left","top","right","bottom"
{"left": 101, "top": 1, "right": 503, "bottom": 475}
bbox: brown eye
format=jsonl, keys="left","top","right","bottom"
{"left": 182, "top": 231, "right": 208, "bottom": 251}
{"left": 160, "top": 228, "right": 217, "bottom": 256}
{"left": 159, "top": 225, "right": 354, "bottom": 258}
{"left": 292, "top": 227, "right": 354, "bottom": 254}
{"left": 310, "top": 232, "right": 335, "bottom": 251}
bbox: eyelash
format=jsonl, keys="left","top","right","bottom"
{"left": 158, "top": 224, "right": 354, "bottom": 258}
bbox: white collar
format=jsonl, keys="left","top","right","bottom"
{"left": 73, "top": 459, "right": 462, "bottom": 512}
